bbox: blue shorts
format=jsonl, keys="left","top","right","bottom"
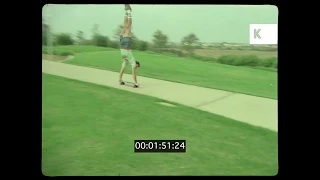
{"left": 119, "top": 36, "right": 132, "bottom": 49}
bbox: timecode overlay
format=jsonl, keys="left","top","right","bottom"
{"left": 134, "top": 140, "right": 186, "bottom": 153}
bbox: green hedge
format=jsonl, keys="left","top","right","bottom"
{"left": 217, "top": 55, "right": 277, "bottom": 69}
{"left": 154, "top": 49, "right": 277, "bottom": 71}
{"left": 189, "top": 54, "right": 218, "bottom": 63}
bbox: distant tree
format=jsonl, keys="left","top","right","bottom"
{"left": 109, "top": 40, "right": 120, "bottom": 49}
{"left": 55, "top": 33, "right": 74, "bottom": 45}
{"left": 93, "top": 34, "right": 110, "bottom": 47}
{"left": 92, "top": 24, "right": 100, "bottom": 36}
{"left": 181, "top": 33, "right": 199, "bottom": 54}
{"left": 42, "top": 18, "right": 50, "bottom": 45}
{"left": 131, "top": 34, "right": 140, "bottom": 50}
{"left": 91, "top": 24, "right": 110, "bottom": 47}
{"left": 113, "top": 24, "right": 123, "bottom": 41}
{"left": 138, "top": 41, "right": 148, "bottom": 51}
{"left": 152, "top": 30, "right": 168, "bottom": 48}
{"left": 76, "top": 31, "right": 85, "bottom": 45}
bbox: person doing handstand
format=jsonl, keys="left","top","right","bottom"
{"left": 119, "top": 4, "right": 140, "bottom": 88}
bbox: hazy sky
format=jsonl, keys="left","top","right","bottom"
{"left": 42, "top": 4, "right": 278, "bottom": 44}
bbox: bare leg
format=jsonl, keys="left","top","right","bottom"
{"left": 120, "top": 4, "right": 131, "bottom": 36}
{"left": 119, "top": 66, "right": 125, "bottom": 82}
{"left": 125, "top": 4, "right": 131, "bottom": 11}
{"left": 119, "top": 6, "right": 129, "bottom": 83}
{"left": 121, "top": 5, "right": 132, "bottom": 37}
{"left": 120, "top": 13, "right": 128, "bottom": 36}
{"left": 132, "top": 66, "right": 138, "bottom": 85}
{"left": 119, "top": 59, "right": 128, "bottom": 83}
{"left": 119, "top": 64, "right": 126, "bottom": 82}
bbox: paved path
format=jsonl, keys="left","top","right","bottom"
{"left": 42, "top": 60, "right": 278, "bottom": 132}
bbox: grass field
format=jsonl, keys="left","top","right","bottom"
{"left": 43, "top": 45, "right": 277, "bottom": 59}
{"left": 42, "top": 73, "right": 278, "bottom": 176}
{"left": 63, "top": 50, "right": 277, "bottom": 99}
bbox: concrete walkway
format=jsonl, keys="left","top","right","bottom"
{"left": 42, "top": 60, "right": 278, "bottom": 132}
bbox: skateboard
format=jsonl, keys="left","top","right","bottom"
{"left": 120, "top": 81, "right": 139, "bottom": 88}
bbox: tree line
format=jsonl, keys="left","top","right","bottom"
{"left": 42, "top": 20, "right": 200, "bottom": 54}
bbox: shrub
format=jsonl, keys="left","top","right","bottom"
{"left": 190, "top": 54, "right": 204, "bottom": 60}
{"left": 177, "top": 50, "right": 185, "bottom": 57}
{"left": 42, "top": 46, "right": 74, "bottom": 56}
{"left": 156, "top": 49, "right": 185, "bottom": 57}
{"left": 218, "top": 55, "right": 259, "bottom": 66}
{"left": 270, "top": 59, "right": 278, "bottom": 69}
{"left": 55, "top": 33, "right": 75, "bottom": 45}
{"left": 217, "top": 55, "right": 278, "bottom": 69}
{"left": 237, "top": 55, "right": 259, "bottom": 66}
{"left": 259, "top": 57, "right": 277, "bottom": 67}
{"left": 109, "top": 41, "right": 120, "bottom": 49}
{"left": 217, "top": 55, "right": 238, "bottom": 65}
{"left": 202, "top": 56, "right": 217, "bottom": 62}
{"left": 189, "top": 54, "right": 217, "bottom": 63}
{"left": 42, "top": 47, "right": 48, "bottom": 53}
{"left": 252, "top": 46, "right": 277, "bottom": 52}
{"left": 59, "top": 51, "right": 74, "bottom": 56}
{"left": 138, "top": 41, "right": 148, "bottom": 51}
{"left": 92, "top": 35, "right": 110, "bottom": 47}
{"left": 42, "top": 47, "right": 57, "bottom": 55}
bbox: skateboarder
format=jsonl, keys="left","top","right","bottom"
{"left": 119, "top": 4, "right": 140, "bottom": 88}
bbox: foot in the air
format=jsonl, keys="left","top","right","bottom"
{"left": 125, "top": 4, "right": 131, "bottom": 11}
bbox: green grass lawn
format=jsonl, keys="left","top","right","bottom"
{"left": 42, "top": 73, "right": 278, "bottom": 176}
{"left": 64, "top": 50, "right": 278, "bottom": 99}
